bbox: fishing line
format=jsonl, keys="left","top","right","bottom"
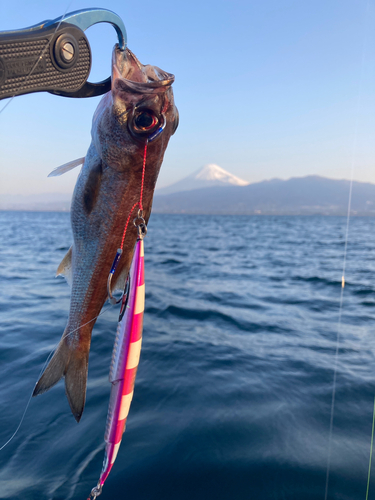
{"left": 120, "top": 140, "right": 148, "bottom": 249}
{"left": 0, "top": 0, "right": 74, "bottom": 117}
{"left": 365, "top": 396, "right": 375, "bottom": 500}
{"left": 0, "top": 0, "right": 77, "bottom": 452}
{"left": 108, "top": 139, "right": 148, "bottom": 304}
{"left": 1, "top": 1, "right": 148, "bottom": 453}
{"left": 323, "top": 2, "right": 370, "bottom": 498}
{"left": 324, "top": 182, "right": 353, "bottom": 500}
{"left": 0, "top": 302, "right": 113, "bottom": 452}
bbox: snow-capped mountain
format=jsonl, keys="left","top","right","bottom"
{"left": 153, "top": 176, "right": 375, "bottom": 215}
{"left": 156, "top": 164, "right": 249, "bottom": 195}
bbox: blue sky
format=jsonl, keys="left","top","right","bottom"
{"left": 0, "top": 0, "right": 374, "bottom": 195}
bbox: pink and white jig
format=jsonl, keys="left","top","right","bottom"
{"left": 89, "top": 227, "right": 145, "bottom": 499}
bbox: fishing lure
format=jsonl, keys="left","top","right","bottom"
{"left": 88, "top": 220, "right": 146, "bottom": 500}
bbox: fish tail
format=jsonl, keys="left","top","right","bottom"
{"left": 64, "top": 349, "right": 88, "bottom": 423}
{"left": 33, "top": 336, "right": 89, "bottom": 422}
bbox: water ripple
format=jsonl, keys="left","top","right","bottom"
{"left": 0, "top": 213, "right": 375, "bottom": 499}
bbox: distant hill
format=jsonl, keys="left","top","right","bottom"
{"left": 153, "top": 176, "right": 375, "bottom": 215}
{"left": 0, "top": 193, "right": 71, "bottom": 212}
{"left": 156, "top": 164, "right": 249, "bottom": 195}
{"left": 2, "top": 176, "right": 375, "bottom": 215}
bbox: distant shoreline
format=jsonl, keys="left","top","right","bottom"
{"left": 1, "top": 209, "right": 375, "bottom": 217}
{"left": 3, "top": 175, "right": 375, "bottom": 216}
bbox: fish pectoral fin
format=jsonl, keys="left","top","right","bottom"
{"left": 48, "top": 157, "right": 85, "bottom": 177}
{"left": 56, "top": 246, "right": 73, "bottom": 286}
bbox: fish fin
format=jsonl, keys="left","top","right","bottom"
{"left": 33, "top": 337, "right": 88, "bottom": 422}
{"left": 56, "top": 246, "right": 73, "bottom": 286}
{"left": 48, "top": 157, "right": 85, "bottom": 177}
{"left": 64, "top": 350, "right": 89, "bottom": 423}
{"left": 113, "top": 266, "right": 129, "bottom": 292}
{"left": 33, "top": 339, "right": 70, "bottom": 397}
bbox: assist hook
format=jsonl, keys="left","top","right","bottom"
{"left": 107, "top": 210, "right": 147, "bottom": 305}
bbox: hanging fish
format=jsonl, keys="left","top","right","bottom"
{"left": 88, "top": 224, "right": 145, "bottom": 499}
{"left": 32, "top": 45, "right": 178, "bottom": 422}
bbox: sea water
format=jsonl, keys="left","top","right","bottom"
{"left": 0, "top": 211, "right": 375, "bottom": 500}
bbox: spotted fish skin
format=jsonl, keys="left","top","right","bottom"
{"left": 32, "top": 47, "right": 178, "bottom": 422}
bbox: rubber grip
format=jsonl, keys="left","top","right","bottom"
{"left": 0, "top": 22, "right": 91, "bottom": 100}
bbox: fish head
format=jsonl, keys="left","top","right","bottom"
{"left": 91, "top": 46, "right": 178, "bottom": 176}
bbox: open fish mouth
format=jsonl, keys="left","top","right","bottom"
{"left": 112, "top": 47, "right": 175, "bottom": 94}
{"left": 107, "top": 46, "right": 178, "bottom": 145}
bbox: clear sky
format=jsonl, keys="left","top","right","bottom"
{"left": 0, "top": 0, "right": 374, "bottom": 195}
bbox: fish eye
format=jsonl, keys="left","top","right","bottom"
{"left": 133, "top": 110, "right": 158, "bottom": 132}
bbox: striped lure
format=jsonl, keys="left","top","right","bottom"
{"left": 89, "top": 236, "right": 145, "bottom": 499}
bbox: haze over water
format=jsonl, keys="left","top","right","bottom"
{"left": 0, "top": 211, "right": 375, "bottom": 499}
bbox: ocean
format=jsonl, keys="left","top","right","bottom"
{"left": 0, "top": 211, "right": 375, "bottom": 500}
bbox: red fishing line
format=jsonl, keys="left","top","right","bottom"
{"left": 139, "top": 139, "right": 148, "bottom": 211}
{"left": 119, "top": 139, "right": 148, "bottom": 250}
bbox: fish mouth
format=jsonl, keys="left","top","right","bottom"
{"left": 112, "top": 46, "right": 175, "bottom": 95}
{"left": 111, "top": 46, "right": 176, "bottom": 140}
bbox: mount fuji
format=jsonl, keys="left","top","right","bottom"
{"left": 156, "top": 164, "right": 249, "bottom": 195}
{"left": 153, "top": 175, "right": 375, "bottom": 215}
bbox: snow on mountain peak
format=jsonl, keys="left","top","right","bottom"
{"left": 156, "top": 164, "right": 250, "bottom": 195}
{"left": 194, "top": 164, "right": 249, "bottom": 186}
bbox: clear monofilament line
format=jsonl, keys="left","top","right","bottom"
{"left": 324, "top": 282, "right": 346, "bottom": 500}
{"left": 365, "top": 395, "right": 375, "bottom": 500}
{"left": 0, "top": 303, "right": 112, "bottom": 452}
{"left": 324, "top": 100, "right": 356, "bottom": 500}
{"left": 0, "top": 1, "right": 79, "bottom": 452}
{"left": 324, "top": 2, "right": 369, "bottom": 495}
{"left": 324, "top": 162, "right": 354, "bottom": 496}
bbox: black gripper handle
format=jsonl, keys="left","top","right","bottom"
{"left": 0, "top": 22, "right": 91, "bottom": 100}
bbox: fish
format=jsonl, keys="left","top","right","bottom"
{"left": 32, "top": 46, "right": 178, "bottom": 422}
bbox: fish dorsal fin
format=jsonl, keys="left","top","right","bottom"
{"left": 56, "top": 246, "right": 73, "bottom": 286}
{"left": 48, "top": 157, "right": 85, "bottom": 177}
